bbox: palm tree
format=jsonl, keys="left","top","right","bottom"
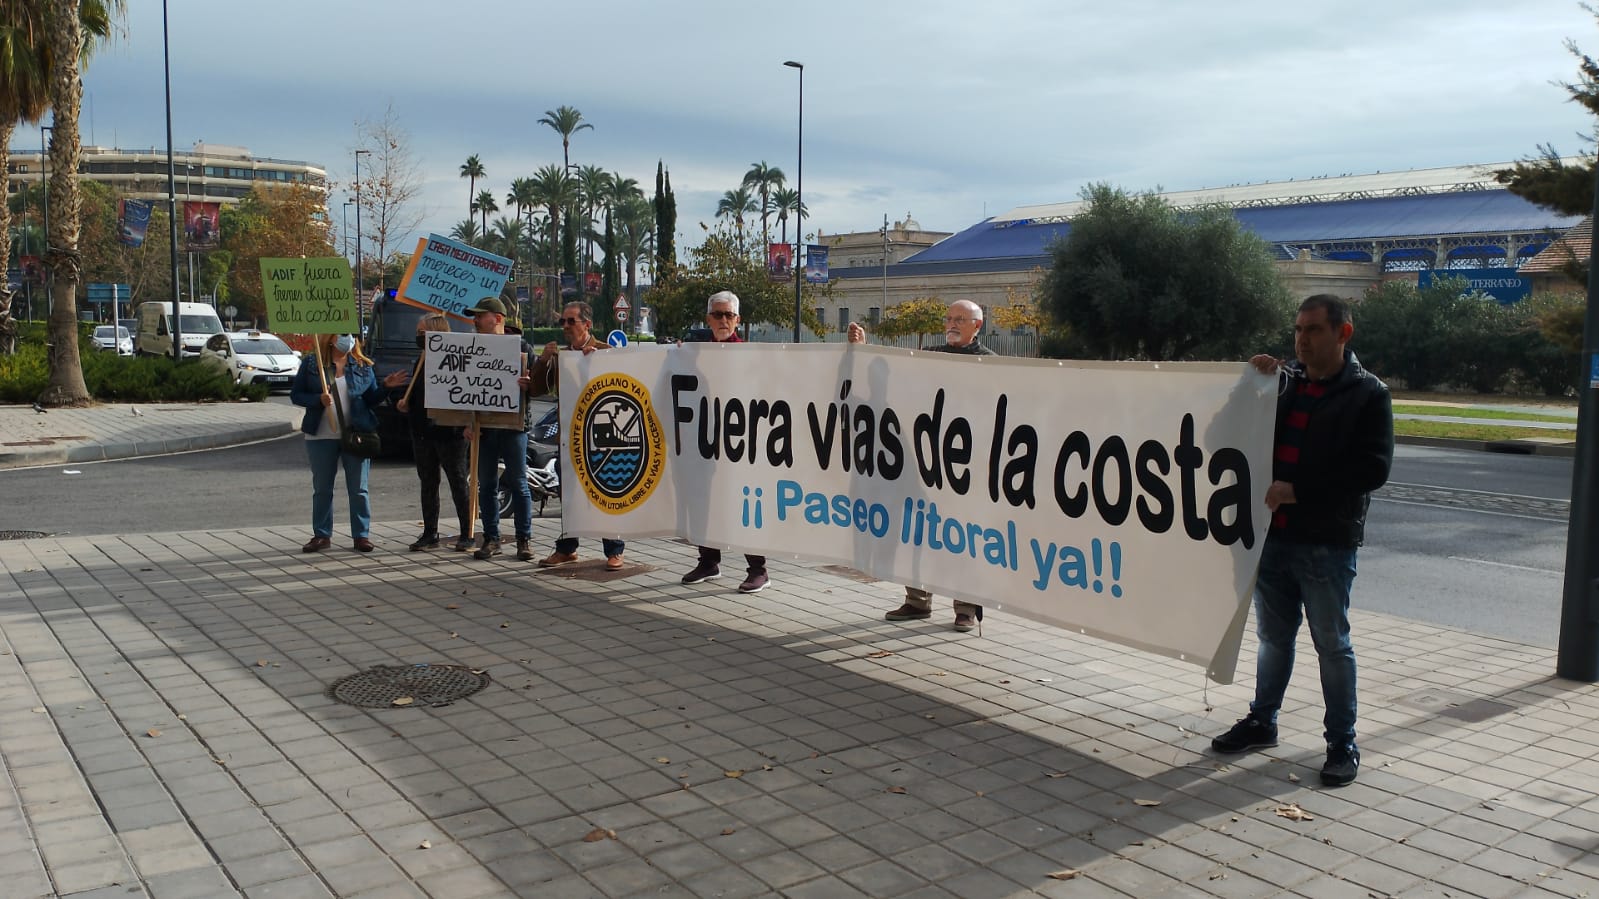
{"left": 449, "top": 218, "right": 481, "bottom": 246}
{"left": 489, "top": 216, "right": 525, "bottom": 261}
{"left": 614, "top": 193, "right": 654, "bottom": 302}
{"left": 716, "top": 187, "right": 758, "bottom": 254}
{"left": 28, "top": 0, "right": 120, "bottom": 404}
{"left": 506, "top": 176, "right": 537, "bottom": 231}
{"left": 474, "top": 188, "right": 498, "bottom": 238}
{"left": 528, "top": 163, "right": 578, "bottom": 304}
{"left": 1, "top": 0, "right": 112, "bottom": 341}
{"left": 772, "top": 187, "right": 805, "bottom": 246}
{"left": 537, "top": 104, "right": 591, "bottom": 170}
{"left": 575, "top": 164, "right": 611, "bottom": 276}
{"left": 742, "top": 161, "right": 785, "bottom": 248}
{"left": 459, "top": 154, "right": 485, "bottom": 221}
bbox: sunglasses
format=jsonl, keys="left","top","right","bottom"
{"left": 560, "top": 317, "right": 586, "bottom": 326}
{"left": 709, "top": 310, "right": 737, "bottom": 320}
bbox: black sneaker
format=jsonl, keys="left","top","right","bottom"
{"left": 408, "top": 533, "right": 440, "bottom": 552}
{"left": 1320, "top": 744, "right": 1360, "bottom": 787}
{"left": 681, "top": 562, "right": 721, "bottom": 584}
{"left": 473, "top": 539, "right": 502, "bottom": 560}
{"left": 1210, "top": 717, "right": 1278, "bottom": 754}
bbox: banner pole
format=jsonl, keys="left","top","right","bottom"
{"left": 312, "top": 339, "right": 334, "bottom": 434}
{"left": 466, "top": 412, "right": 480, "bottom": 541}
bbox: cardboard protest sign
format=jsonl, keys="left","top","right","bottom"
{"left": 260, "top": 258, "right": 357, "bottom": 333}
{"left": 393, "top": 234, "right": 513, "bottom": 319}
{"left": 422, "top": 331, "right": 524, "bottom": 429}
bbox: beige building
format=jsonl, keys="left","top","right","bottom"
{"left": 5, "top": 142, "right": 327, "bottom": 206}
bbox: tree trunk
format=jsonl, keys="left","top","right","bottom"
{"left": 39, "top": 0, "right": 90, "bottom": 407}
{"left": 0, "top": 120, "right": 14, "bottom": 290}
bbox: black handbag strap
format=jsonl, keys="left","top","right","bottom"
{"left": 328, "top": 362, "right": 349, "bottom": 435}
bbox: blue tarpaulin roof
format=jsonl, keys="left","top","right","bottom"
{"left": 898, "top": 190, "right": 1580, "bottom": 271}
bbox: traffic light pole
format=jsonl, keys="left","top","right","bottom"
{"left": 1556, "top": 164, "right": 1599, "bottom": 682}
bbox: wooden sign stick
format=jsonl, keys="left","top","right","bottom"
{"left": 466, "top": 412, "right": 480, "bottom": 539}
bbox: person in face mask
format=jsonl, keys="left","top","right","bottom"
{"left": 394, "top": 313, "right": 472, "bottom": 551}
{"left": 290, "top": 332, "right": 408, "bottom": 553}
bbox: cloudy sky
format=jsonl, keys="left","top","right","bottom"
{"left": 12, "top": 1, "right": 1598, "bottom": 251}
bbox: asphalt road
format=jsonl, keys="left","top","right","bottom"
{"left": 0, "top": 441, "right": 1577, "bottom": 647}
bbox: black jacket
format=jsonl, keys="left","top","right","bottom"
{"left": 927, "top": 338, "right": 997, "bottom": 356}
{"left": 1272, "top": 349, "right": 1393, "bottom": 548}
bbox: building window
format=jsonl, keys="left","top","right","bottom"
{"left": 838, "top": 307, "right": 850, "bottom": 332}
{"left": 868, "top": 307, "right": 881, "bottom": 326}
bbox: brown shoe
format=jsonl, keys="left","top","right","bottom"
{"left": 451, "top": 536, "right": 474, "bottom": 552}
{"left": 302, "top": 536, "right": 331, "bottom": 553}
{"left": 605, "top": 555, "right": 625, "bottom": 571}
{"left": 473, "top": 539, "right": 502, "bottom": 560}
{"left": 538, "top": 551, "right": 578, "bottom": 568}
{"left": 884, "top": 603, "right": 932, "bottom": 622}
{"left": 516, "top": 539, "right": 534, "bottom": 561}
{"left": 353, "top": 537, "right": 374, "bottom": 553}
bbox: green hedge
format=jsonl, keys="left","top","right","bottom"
{"left": 1, "top": 323, "right": 266, "bottom": 404}
{"left": 1353, "top": 280, "right": 1582, "bottom": 396}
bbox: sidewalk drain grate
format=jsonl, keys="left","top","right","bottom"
{"left": 0, "top": 531, "right": 51, "bottom": 541}
{"left": 328, "top": 664, "right": 490, "bottom": 709}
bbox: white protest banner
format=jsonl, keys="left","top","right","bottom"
{"left": 558, "top": 343, "right": 1277, "bottom": 683}
{"left": 421, "top": 331, "right": 523, "bottom": 414}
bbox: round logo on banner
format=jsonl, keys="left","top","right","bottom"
{"left": 569, "top": 373, "right": 665, "bottom": 514}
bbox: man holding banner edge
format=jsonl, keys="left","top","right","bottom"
{"left": 1210, "top": 295, "right": 1393, "bottom": 788}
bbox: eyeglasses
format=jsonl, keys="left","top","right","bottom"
{"left": 709, "top": 310, "right": 737, "bottom": 320}
{"left": 560, "top": 317, "right": 586, "bottom": 326}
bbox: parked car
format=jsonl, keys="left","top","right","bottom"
{"left": 92, "top": 325, "right": 134, "bottom": 355}
{"left": 199, "top": 330, "right": 301, "bottom": 391}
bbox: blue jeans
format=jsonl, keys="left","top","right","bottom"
{"left": 1248, "top": 538, "right": 1359, "bottom": 749}
{"left": 306, "top": 439, "right": 371, "bottom": 539}
{"left": 478, "top": 429, "right": 531, "bottom": 542}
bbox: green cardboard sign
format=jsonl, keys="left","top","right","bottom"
{"left": 260, "top": 257, "right": 357, "bottom": 334}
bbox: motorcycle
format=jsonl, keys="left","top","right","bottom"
{"left": 497, "top": 405, "right": 560, "bottom": 518}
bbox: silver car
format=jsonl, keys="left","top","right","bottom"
{"left": 200, "top": 330, "right": 301, "bottom": 392}
{"left": 93, "top": 325, "right": 134, "bottom": 355}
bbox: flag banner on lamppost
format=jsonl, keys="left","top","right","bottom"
{"left": 259, "top": 257, "right": 357, "bottom": 334}
{"left": 117, "top": 199, "right": 153, "bottom": 247}
{"left": 183, "top": 201, "right": 221, "bottom": 249}
{"left": 804, "top": 244, "right": 829, "bottom": 283}
{"left": 392, "top": 234, "right": 513, "bottom": 320}
{"left": 584, "top": 272, "right": 602, "bottom": 295}
{"left": 556, "top": 343, "right": 1277, "bottom": 683}
{"left": 768, "top": 243, "right": 793, "bottom": 282}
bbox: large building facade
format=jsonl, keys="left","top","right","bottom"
{"left": 5, "top": 142, "right": 327, "bottom": 205}
{"left": 811, "top": 163, "right": 1581, "bottom": 349}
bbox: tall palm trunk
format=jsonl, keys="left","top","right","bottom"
{"left": 39, "top": 0, "right": 89, "bottom": 406}
{"left": 0, "top": 119, "right": 16, "bottom": 336}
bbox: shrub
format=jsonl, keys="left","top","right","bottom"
{"left": 2, "top": 340, "right": 262, "bottom": 404}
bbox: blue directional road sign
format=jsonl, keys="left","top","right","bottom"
{"left": 607, "top": 329, "right": 628, "bottom": 348}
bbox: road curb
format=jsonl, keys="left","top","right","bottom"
{"left": 1, "top": 422, "right": 296, "bottom": 469}
{"left": 1396, "top": 434, "right": 1576, "bottom": 457}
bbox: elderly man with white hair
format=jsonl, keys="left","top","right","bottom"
{"left": 846, "top": 298, "right": 995, "bottom": 632}
{"left": 679, "top": 290, "right": 773, "bottom": 594}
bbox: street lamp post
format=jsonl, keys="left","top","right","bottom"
{"left": 161, "top": 0, "right": 184, "bottom": 359}
{"left": 354, "top": 149, "right": 370, "bottom": 333}
{"left": 783, "top": 60, "right": 803, "bottom": 343}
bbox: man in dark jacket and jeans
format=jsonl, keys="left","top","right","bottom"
{"left": 1211, "top": 294, "right": 1394, "bottom": 787}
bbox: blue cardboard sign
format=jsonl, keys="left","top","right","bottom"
{"left": 397, "top": 234, "right": 513, "bottom": 319}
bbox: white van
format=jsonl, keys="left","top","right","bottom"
{"left": 136, "top": 301, "right": 225, "bottom": 357}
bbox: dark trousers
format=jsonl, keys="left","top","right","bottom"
{"left": 414, "top": 434, "right": 471, "bottom": 537}
{"left": 697, "top": 546, "right": 766, "bottom": 576}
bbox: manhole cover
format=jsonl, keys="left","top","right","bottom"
{"left": 0, "top": 531, "right": 50, "bottom": 541}
{"left": 328, "top": 664, "right": 490, "bottom": 709}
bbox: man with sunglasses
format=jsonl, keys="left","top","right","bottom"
{"left": 527, "top": 300, "right": 627, "bottom": 571}
{"left": 846, "top": 299, "right": 992, "bottom": 632}
{"left": 679, "top": 290, "right": 772, "bottom": 594}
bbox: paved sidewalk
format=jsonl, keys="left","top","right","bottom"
{"left": 0, "top": 402, "right": 300, "bottom": 469}
{"left": 0, "top": 522, "right": 1596, "bottom": 898}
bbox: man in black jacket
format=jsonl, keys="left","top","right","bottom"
{"left": 846, "top": 299, "right": 991, "bottom": 633}
{"left": 1211, "top": 294, "right": 1393, "bottom": 787}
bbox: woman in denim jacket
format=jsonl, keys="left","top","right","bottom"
{"left": 290, "top": 333, "right": 406, "bottom": 552}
